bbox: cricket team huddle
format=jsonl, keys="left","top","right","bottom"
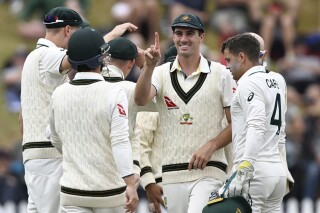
{"left": 20, "top": 6, "right": 293, "bottom": 213}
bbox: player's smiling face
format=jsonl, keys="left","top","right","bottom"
{"left": 223, "top": 48, "right": 242, "bottom": 81}
{"left": 173, "top": 27, "right": 204, "bottom": 58}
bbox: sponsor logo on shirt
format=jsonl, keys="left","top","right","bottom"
{"left": 117, "top": 104, "right": 126, "bottom": 116}
{"left": 164, "top": 96, "right": 179, "bottom": 110}
{"left": 180, "top": 113, "right": 193, "bottom": 125}
{"left": 247, "top": 92, "right": 254, "bottom": 102}
{"left": 232, "top": 87, "right": 236, "bottom": 94}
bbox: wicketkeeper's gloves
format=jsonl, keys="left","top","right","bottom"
{"left": 218, "top": 160, "right": 254, "bottom": 200}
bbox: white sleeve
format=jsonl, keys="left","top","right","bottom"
{"left": 221, "top": 69, "right": 235, "bottom": 107}
{"left": 110, "top": 88, "right": 133, "bottom": 177}
{"left": 151, "top": 66, "right": 163, "bottom": 96}
{"left": 49, "top": 93, "right": 62, "bottom": 153}
{"left": 238, "top": 81, "right": 266, "bottom": 165}
{"left": 40, "top": 47, "right": 66, "bottom": 76}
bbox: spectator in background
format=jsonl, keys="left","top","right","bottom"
{"left": 211, "top": 0, "right": 261, "bottom": 41}
{"left": 278, "top": 36, "right": 320, "bottom": 94}
{"left": 210, "top": 0, "right": 262, "bottom": 64}
{"left": 260, "top": 0, "right": 300, "bottom": 62}
{"left": 110, "top": 0, "right": 160, "bottom": 46}
{"left": 284, "top": 86, "right": 306, "bottom": 200}
{"left": 1, "top": 45, "right": 28, "bottom": 113}
{"left": 17, "top": 0, "right": 89, "bottom": 40}
{"left": 302, "top": 84, "right": 320, "bottom": 201}
{"left": 168, "top": 0, "right": 209, "bottom": 24}
{"left": 0, "top": 149, "right": 27, "bottom": 208}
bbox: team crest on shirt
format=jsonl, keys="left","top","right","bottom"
{"left": 164, "top": 96, "right": 179, "bottom": 110}
{"left": 180, "top": 113, "right": 193, "bottom": 125}
{"left": 117, "top": 104, "right": 127, "bottom": 116}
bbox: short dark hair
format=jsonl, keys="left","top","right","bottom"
{"left": 221, "top": 34, "right": 260, "bottom": 63}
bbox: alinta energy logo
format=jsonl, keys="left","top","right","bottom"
{"left": 164, "top": 96, "right": 179, "bottom": 110}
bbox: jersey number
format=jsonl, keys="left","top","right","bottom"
{"left": 270, "top": 93, "right": 282, "bottom": 135}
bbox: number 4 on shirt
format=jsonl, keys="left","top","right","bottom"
{"left": 270, "top": 93, "right": 282, "bottom": 135}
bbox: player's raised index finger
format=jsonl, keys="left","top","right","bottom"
{"left": 154, "top": 32, "right": 160, "bottom": 50}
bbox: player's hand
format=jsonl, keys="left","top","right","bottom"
{"left": 135, "top": 47, "right": 145, "bottom": 69}
{"left": 218, "top": 160, "right": 254, "bottom": 200}
{"left": 124, "top": 185, "right": 139, "bottom": 213}
{"left": 103, "top": 22, "right": 138, "bottom": 42}
{"left": 146, "top": 183, "right": 165, "bottom": 212}
{"left": 188, "top": 141, "right": 215, "bottom": 170}
{"left": 144, "top": 32, "right": 161, "bottom": 68}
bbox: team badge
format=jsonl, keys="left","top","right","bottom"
{"left": 117, "top": 104, "right": 126, "bottom": 116}
{"left": 180, "top": 113, "right": 193, "bottom": 125}
{"left": 180, "top": 15, "right": 191, "bottom": 22}
{"left": 164, "top": 96, "right": 179, "bottom": 110}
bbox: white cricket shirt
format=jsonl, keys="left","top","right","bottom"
{"left": 231, "top": 66, "right": 286, "bottom": 177}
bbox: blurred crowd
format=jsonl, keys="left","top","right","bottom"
{"left": 1, "top": 0, "right": 320, "bottom": 212}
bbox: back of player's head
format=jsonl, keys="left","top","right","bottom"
{"left": 164, "top": 45, "right": 177, "bottom": 63}
{"left": 67, "top": 28, "right": 109, "bottom": 71}
{"left": 221, "top": 34, "right": 260, "bottom": 63}
{"left": 107, "top": 37, "right": 138, "bottom": 60}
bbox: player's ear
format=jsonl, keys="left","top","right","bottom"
{"left": 238, "top": 52, "right": 245, "bottom": 63}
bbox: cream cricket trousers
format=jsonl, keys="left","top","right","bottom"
{"left": 163, "top": 177, "right": 223, "bottom": 213}
{"left": 249, "top": 176, "right": 287, "bottom": 213}
{"left": 24, "top": 158, "right": 62, "bottom": 213}
{"left": 61, "top": 205, "right": 124, "bottom": 213}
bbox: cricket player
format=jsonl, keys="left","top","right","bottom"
{"left": 20, "top": 6, "right": 139, "bottom": 212}
{"left": 134, "top": 13, "right": 234, "bottom": 212}
{"left": 49, "top": 27, "right": 138, "bottom": 213}
{"left": 219, "top": 33, "right": 287, "bottom": 212}
{"left": 134, "top": 111, "right": 167, "bottom": 213}
{"left": 101, "top": 37, "right": 157, "bottom": 187}
{"left": 20, "top": 7, "right": 87, "bottom": 212}
{"left": 249, "top": 32, "right": 294, "bottom": 196}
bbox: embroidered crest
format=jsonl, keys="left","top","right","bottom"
{"left": 180, "top": 113, "right": 193, "bottom": 125}
{"left": 164, "top": 96, "right": 179, "bottom": 109}
{"left": 117, "top": 104, "right": 126, "bottom": 116}
{"left": 180, "top": 15, "right": 191, "bottom": 22}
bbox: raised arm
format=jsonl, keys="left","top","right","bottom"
{"left": 134, "top": 32, "right": 161, "bottom": 106}
{"left": 103, "top": 22, "right": 138, "bottom": 43}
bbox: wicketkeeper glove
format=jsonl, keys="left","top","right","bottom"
{"left": 218, "top": 160, "right": 254, "bottom": 200}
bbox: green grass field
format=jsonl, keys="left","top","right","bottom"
{"left": 0, "top": 0, "right": 318, "bottom": 150}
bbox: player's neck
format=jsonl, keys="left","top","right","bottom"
{"left": 177, "top": 55, "right": 200, "bottom": 76}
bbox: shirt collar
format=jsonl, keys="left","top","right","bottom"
{"left": 37, "top": 38, "right": 59, "bottom": 48}
{"left": 73, "top": 72, "right": 105, "bottom": 81}
{"left": 238, "top": 65, "right": 266, "bottom": 84}
{"left": 170, "top": 54, "right": 210, "bottom": 74}
{"left": 102, "top": 65, "right": 125, "bottom": 79}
